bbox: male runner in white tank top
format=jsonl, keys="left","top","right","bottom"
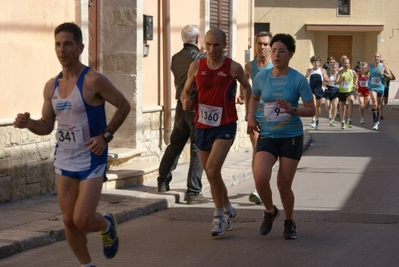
{"left": 14, "top": 22, "right": 130, "bottom": 267}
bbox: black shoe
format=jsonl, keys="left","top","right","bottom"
{"left": 260, "top": 206, "right": 279, "bottom": 236}
{"left": 187, "top": 194, "right": 210, "bottom": 205}
{"left": 283, "top": 220, "right": 297, "bottom": 239}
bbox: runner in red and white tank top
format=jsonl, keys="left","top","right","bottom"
{"left": 356, "top": 62, "right": 370, "bottom": 124}
{"left": 180, "top": 28, "right": 252, "bottom": 237}
{"left": 194, "top": 57, "right": 238, "bottom": 129}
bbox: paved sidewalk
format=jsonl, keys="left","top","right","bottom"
{"left": 0, "top": 131, "right": 312, "bottom": 259}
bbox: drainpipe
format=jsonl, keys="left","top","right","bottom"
{"left": 162, "top": 0, "right": 171, "bottom": 144}
{"left": 249, "top": 0, "right": 253, "bottom": 50}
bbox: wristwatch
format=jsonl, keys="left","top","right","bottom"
{"left": 102, "top": 131, "right": 113, "bottom": 143}
{"left": 291, "top": 107, "right": 297, "bottom": 116}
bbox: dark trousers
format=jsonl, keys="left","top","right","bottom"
{"left": 158, "top": 101, "right": 203, "bottom": 196}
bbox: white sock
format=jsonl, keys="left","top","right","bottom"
{"left": 213, "top": 208, "right": 224, "bottom": 217}
{"left": 223, "top": 202, "right": 234, "bottom": 214}
{"left": 266, "top": 207, "right": 275, "bottom": 214}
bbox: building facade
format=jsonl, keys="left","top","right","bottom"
{"left": 254, "top": 0, "right": 399, "bottom": 97}
{"left": 1, "top": 0, "right": 398, "bottom": 202}
{"left": 0, "top": 0, "right": 254, "bottom": 202}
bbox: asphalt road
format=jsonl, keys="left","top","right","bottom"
{"left": 2, "top": 104, "right": 399, "bottom": 267}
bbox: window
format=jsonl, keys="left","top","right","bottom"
{"left": 254, "top": 23, "right": 270, "bottom": 36}
{"left": 210, "top": 0, "right": 231, "bottom": 56}
{"left": 337, "top": 0, "right": 350, "bottom": 16}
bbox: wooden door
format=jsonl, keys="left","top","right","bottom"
{"left": 327, "top": 35, "right": 353, "bottom": 66}
{"left": 88, "top": 0, "right": 99, "bottom": 70}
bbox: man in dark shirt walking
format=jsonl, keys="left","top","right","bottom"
{"left": 157, "top": 25, "right": 209, "bottom": 204}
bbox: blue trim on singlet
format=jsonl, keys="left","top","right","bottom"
{"left": 76, "top": 67, "right": 108, "bottom": 168}
{"left": 228, "top": 82, "right": 237, "bottom": 102}
{"left": 53, "top": 66, "right": 108, "bottom": 170}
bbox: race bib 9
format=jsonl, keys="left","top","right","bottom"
{"left": 263, "top": 102, "right": 292, "bottom": 122}
{"left": 198, "top": 103, "right": 222, "bottom": 127}
{"left": 56, "top": 123, "right": 84, "bottom": 149}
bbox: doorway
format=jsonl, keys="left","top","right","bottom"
{"left": 327, "top": 35, "right": 353, "bottom": 66}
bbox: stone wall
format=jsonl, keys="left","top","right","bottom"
{"left": 0, "top": 103, "right": 251, "bottom": 204}
{"left": 0, "top": 126, "right": 56, "bottom": 203}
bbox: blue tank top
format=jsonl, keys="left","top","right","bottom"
{"left": 369, "top": 63, "right": 385, "bottom": 92}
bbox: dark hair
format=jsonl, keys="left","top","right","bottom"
{"left": 310, "top": 56, "right": 321, "bottom": 63}
{"left": 256, "top": 31, "right": 273, "bottom": 40}
{"left": 270, "top": 33, "right": 296, "bottom": 53}
{"left": 54, "top": 22, "right": 83, "bottom": 44}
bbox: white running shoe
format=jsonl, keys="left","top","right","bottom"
{"left": 310, "top": 120, "right": 316, "bottom": 128}
{"left": 211, "top": 217, "right": 226, "bottom": 236}
{"left": 225, "top": 208, "right": 237, "bottom": 231}
{"left": 360, "top": 118, "right": 364, "bottom": 124}
{"left": 372, "top": 123, "right": 379, "bottom": 131}
{"left": 249, "top": 190, "right": 263, "bottom": 204}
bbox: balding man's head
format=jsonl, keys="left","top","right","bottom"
{"left": 206, "top": 28, "right": 226, "bottom": 43}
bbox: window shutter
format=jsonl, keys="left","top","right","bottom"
{"left": 210, "top": 0, "right": 230, "bottom": 56}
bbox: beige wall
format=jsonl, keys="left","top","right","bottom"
{"left": 142, "top": 0, "right": 161, "bottom": 107}
{"left": 139, "top": 0, "right": 253, "bottom": 152}
{"left": 0, "top": 0, "right": 254, "bottom": 202}
{"left": 141, "top": 0, "right": 252, "bottom": 108}
{"left": 254, "top": 0, "right": 399, "bottom": 75}
{"left": 0, "top": 1, "right": 78, "bottom": 202}
{"left": 0, "top": 0, "right": 76, "bottom": 119}
{"left": 140, "top": 0, "right": 203, "bottom": 107}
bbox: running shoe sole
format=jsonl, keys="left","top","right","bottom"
{"left": 249, "top": 193, "right": 263, "bottom": 205}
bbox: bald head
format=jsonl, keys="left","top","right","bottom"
{"left": 206, "top": 28, "right": 226, "bottom": 43}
